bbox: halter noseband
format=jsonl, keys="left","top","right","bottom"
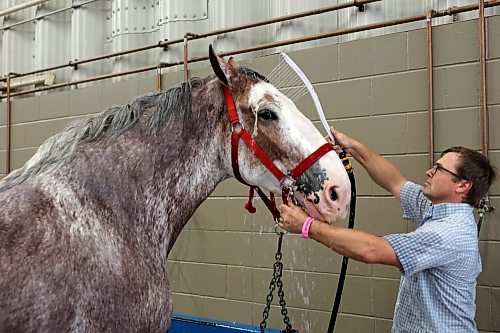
{"left": 223, "top": 85, "right": 334, "bottom": 221}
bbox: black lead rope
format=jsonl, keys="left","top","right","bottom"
{"left": 327, "top": 152, "right": 357, "bottom": 333}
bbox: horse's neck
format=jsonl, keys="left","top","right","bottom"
{"left": 158, "top": 82, "right": 232, "bottom": 248}
{"left": 158, "top": 123, "right": 231, "bottom": 250}
{"left": 52, "top": 85, "right": 231, "bottom": 256}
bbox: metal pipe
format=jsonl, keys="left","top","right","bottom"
{"left": 2, "top": 0, "right": 500, "bottom": 99}
{"left": 427, "top": 10, "right": 436, "bottom": 168}
{"left": 0, "top": 44, "right": 166, "bottom": 82}
{"left": 4, "top": 64, "right": 169, "bottom": 98}
{"left": 0, "top": 0, "right": 51, "bottom": 18}
{"left": 0, "top": 0, "right": 382, "bottom": 82}
{"left": 185, "top": 0, "right": 381, "bottom": 41}
{"left": 479, "top": 0, "right": 489, "bottom": 157}
{"left": 2, "top": 0, "right": 499, "bottom": 85}
{"left": 6, "top": 74, "right": 12, "bottom": 175}
{"left": 156, "top": 64, "right": 162, "bottom": 91}
{"left": 184, "top": 35, "right": 188, "bottom": 82}
{"left": 183, "top": 33, "right": 198, "bottom": 82}
{"left": 0, "top": 0, "right": 100, "bottom": 32}
{"left": 189, "top": 1, "right": 500, "bottom": 60}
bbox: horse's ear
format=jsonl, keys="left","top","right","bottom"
{"left": 209, "top": 44, "right": 230, "bottom": 86}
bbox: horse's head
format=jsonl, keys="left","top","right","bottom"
{"left": 209, "top": 46, "right": 351, "bottom": 223}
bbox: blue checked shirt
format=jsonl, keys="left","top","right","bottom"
{"left": 384, "top": 181, "right": 481, "bottom": 333}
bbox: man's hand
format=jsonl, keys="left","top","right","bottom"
{"left": 279, "top": 203, "right": 310, "bottom": 234}
{"left": 329, "top": 125, "right": 358, "bottom": 155}
{"left": 330, "top": 125, "right": 407, "bottom": 200}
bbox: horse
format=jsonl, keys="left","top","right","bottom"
{"left": 0, "top": 46, "right": 351, "bottom": 332}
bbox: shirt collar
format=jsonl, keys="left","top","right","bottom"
{"left": 423, "top": 202, "right": 473, "bottom": 222}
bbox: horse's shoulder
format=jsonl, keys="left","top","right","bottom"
{"left": 1, "top": 183, "right": 56, "bottom": 215}
{"left": 0, "top": 183, "right": 58, "bottom": 242}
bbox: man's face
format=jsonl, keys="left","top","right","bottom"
{"left": 423, "top": 152, "right": 462, "bottom": 204}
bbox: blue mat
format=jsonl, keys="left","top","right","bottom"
{"left": 169, "top": 314, "right": 283, "bottom": 333}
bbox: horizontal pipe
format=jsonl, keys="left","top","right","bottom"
{"left": 4, "top": 63, "right": 169, "bottom": 98}
{"left": 182, "top": 0, "right": 381, "bottom": 40}
{"left": 0, "top": 0, "right": 381, "bottom": 82}
{"left": 175, "top": 0, "right": 500, "bottom": 63}
{"left": 2, "top": 0, "right": 500, "bottom": 99}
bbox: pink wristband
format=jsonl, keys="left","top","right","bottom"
{"left": 301, "top": 217, "right": 315, "bottom": 239}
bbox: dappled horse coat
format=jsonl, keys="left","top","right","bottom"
{"left": 0, "top": 47, "right": 350, "bottom": 332}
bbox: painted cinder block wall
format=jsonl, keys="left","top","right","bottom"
{"left": 0, "top": 16, "right": 499, "bottom": 333}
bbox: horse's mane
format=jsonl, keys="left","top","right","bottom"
{"left": 238, "top": 67, "right": 269, "bottom": 83}
{"left": 0, "top": 78, "right": 205, "bottom": 192}
{"left": 0, "top": 66, "right": 267, "bottom": 192}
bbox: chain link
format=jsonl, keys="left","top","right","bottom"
{"left": 260, "top": 233, "right": 297, "bottom": 333}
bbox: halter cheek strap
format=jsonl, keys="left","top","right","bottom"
{"left": 224, "top": 86, "right": 334, "bottom": 220}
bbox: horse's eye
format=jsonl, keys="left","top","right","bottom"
{"left": 258, "top": 109, "right": 278, "bottom": 121}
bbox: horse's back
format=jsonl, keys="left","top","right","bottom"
{"left": 0, "top": 182, "right": 172, "bottom": 332}
{"left": 0, "top": 183, "right": 74, "bottom": 331}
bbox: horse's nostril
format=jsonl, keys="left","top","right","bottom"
{"left": 330, "top": 187, "right": 338, "bottom": 201}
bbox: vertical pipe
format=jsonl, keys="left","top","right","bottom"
{"left": 426, "top": 11, "right": 435, "bottom": 167}
{"left": 479, "top": 0, "right": 488, "bottom": 157}
{"left": 183, "top": 33, "right": 198, "bottom": 82}
{"left": 6, "top": 73, "right": 12, "bottom": 175}
{"left": 183, "top": 36, "right": 189, "bottom": 82}
{"left": 156, "top": 64, "right": 162, "bottom": 91}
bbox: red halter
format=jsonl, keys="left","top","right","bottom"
{"left": 224, "top": 86, "right": 334, "bottom": 221}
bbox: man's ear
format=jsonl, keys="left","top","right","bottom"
{"left": 456, "top": 179, "right": 473, "bottom": 195}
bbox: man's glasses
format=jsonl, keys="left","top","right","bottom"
{"left": 430, "top": 163, "right": 461, "bottom": 179}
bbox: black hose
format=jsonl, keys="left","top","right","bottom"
{"left": 327, "top": 152, "right": 356, "bottom": 333}
{"left": 477, "top": 215, "right": 484, "bottom": 236}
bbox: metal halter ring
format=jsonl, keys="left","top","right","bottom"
{"left": 231, "top": 121, "right": 244, "bottom": 134}
{"left": 274, "top": 222, "right": 287, "bottom": 235}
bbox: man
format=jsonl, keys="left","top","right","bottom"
{"left": 279, "top": 126, "right": 497, "bottom": 332}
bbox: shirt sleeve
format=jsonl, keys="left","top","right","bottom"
{"left": 384, "top": 225, "right": 458, "bottom": 276}
{"left": 399, "top": 181, "right": 431, "bottom": 225}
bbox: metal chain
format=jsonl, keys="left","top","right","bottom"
{"left": 260, "top": 232, "right": 296, "bottom": 333}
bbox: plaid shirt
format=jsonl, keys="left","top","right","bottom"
{"left": 384, "top": 181, "right": 481, "bottom": 333}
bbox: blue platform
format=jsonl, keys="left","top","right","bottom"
{"left": 169, "top": 314, "right": 283, "bottom": 333}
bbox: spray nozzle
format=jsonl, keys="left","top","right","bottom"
{"left": 478, "top": 196, "right": 494, "bottom": 218}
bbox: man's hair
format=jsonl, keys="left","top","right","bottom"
{"left": 442, "top": 147, "right": 497, "bottom": 207}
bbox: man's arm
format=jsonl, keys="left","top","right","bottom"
{"left": 310, "top": 219, "right": 401, "bottom": 267}
{"left": 331, "top": 126, "right": 407, "bottom": 200}
{"left": 280, "top": 204, "right": 401, "bottom": 268}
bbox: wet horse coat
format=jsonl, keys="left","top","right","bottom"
{"left": 0, "top": 49, "right": 350, "bottom": 332}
